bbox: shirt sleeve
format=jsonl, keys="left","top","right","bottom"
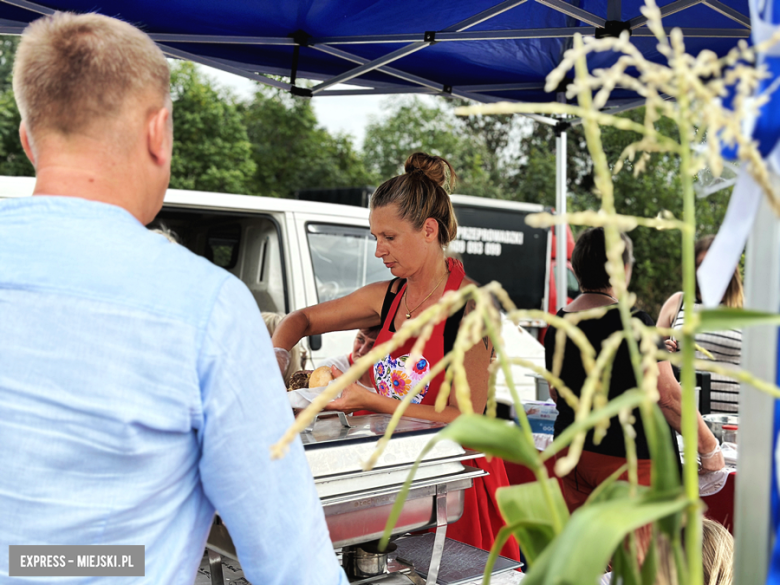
{"left": 196, "top": 276, "right": 347, "bottom": 585}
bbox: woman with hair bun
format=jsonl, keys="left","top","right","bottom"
{"left": 273, "top": 151, "right": 520, "bottom": 561}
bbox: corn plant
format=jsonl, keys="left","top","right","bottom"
{"left": 272, "top": 3, "right": 780, "bottom": 582}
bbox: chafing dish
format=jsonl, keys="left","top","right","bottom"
{"left": 205, "top": 414, "right": 487, "bottom": 584}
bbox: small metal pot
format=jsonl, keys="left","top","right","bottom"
{"left": 702, "top": 414, "right": 739, "bottom": 442}
{"left": 342, "top": 542, "right": 396, "bottom": 579}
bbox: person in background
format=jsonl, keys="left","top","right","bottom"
{"left": 149, "top": 224, "right": 180, "bottom": 244}
{"left": 545, "top": 228, "right": 723, "bottom": 514}
{"left": 600, "top": 518, "right": 733, "bottom": 584}
{"left": 0, "top": 12, "right": 345, "bottom": 585}
{"left": 657, "top": 235, "right": 744, "bottom": 413}
{"left": 653, "top": 518, "right": 734, "bottom": 585}
{"left": 272, "top": 152, "right": 521, "bottom": 561}
{"left": 320, "top": 326, "right": 381, "bottom": 389}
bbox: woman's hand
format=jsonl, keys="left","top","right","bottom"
{"left": 664, "top": 338, "right": 679, "bottom": 353}
{"left": 323, "top": 366, "right": 375, "bottom": 414}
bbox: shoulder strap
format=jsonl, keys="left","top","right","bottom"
{"left": 380, "top": 278, "right": 406, "bottom": 325}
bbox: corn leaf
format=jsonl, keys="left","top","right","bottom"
{"left": 646, "top": 403, "right": 681, "bottom": 494}
{"left": 380, "top": 414, "right": 540, "bottom": 551}
{"left": 438, "top": 413, "right": 541, "bottom": 469}
{"left": 522, "top": 493, "right": 688, "bottom": 585}
{"left": 695, "top": 307, "right": 780, "bottom": 332}
{"left": 643, "top": 403, "right": 683, "bottom": 539}
{"left": 640, "top": 532, "right": 658, "bottom": 585}
{"left": 496, "top": 479, "right": 569, "bottom": 566}
{"left": 613, "top": 541, "right": 641, "bottom": 585}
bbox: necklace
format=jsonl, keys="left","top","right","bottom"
{"left": 582, "top": 290, "right": 619, "bottom": 302}
{"left": 404, "top": 270, "right": 449, "bottom": 319}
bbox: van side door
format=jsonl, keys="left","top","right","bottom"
{"left": 293, "top": 213, "right": 390, "bottom": 367}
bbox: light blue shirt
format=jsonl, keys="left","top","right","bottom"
{"left": 0, "top": 196, "right": 347, "bottom": 585}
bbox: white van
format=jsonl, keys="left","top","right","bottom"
{"left": 0, "top": 177, "right": 545, "bottom": 405}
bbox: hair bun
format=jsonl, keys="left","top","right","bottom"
{"left": 403, "top": 152, "right": 456, "bottom": 192}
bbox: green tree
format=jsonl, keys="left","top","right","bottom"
{"left": 169, "top": 62, "right": 256, "bottom": 194}
{"left": 242, "top": 87, "right": 374, "bottom": 197}
{"left": 0, "top": 37, "right": 33, "bottom": 177}
{"left": 362, "top": 97, "right": 501, "bottom": 197}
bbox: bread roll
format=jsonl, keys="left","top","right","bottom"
{"left": 309, "top": 366, "right": 334, "bottom": 388}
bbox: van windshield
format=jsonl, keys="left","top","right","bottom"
{"left": 307, "top": 224, "right": 389, "bottom": 302}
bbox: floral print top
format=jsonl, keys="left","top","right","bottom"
{"left": 373, "top": 354, "right": 431, "bottom": 403}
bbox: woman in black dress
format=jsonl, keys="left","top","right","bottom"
{"left": 544, "top": 227, "right": 723, "bottom": 512}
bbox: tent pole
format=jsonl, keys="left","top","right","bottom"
{"left": 734, "top": 194, "right": 780, "bottom": 584}
{"left": 556, "top": 128, "right": 568, "bottom": 310}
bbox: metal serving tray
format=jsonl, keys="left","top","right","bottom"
{"left": 205, "top": 414, "right": 487, "bottom": 582}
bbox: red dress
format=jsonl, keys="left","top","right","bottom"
{"left": 369, "top": 258, "right": 521, "bottom": 561}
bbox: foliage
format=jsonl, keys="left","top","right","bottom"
{"left": 241, "top": 86, "right": 374, "bottom": 197}
{"left": 362, "top": 96, "right": 519, "bottom": 198}
{"left": 0, "top": 37, "right": 33, "bottom": 177}
{"left": 169, "top": 62, "right": 256, "bottom": 194}
{"left": 0, "top": 88, "right": 33, "bottom": 177}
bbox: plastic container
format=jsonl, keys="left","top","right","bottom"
{"left": 519, "top": 401, "right": 559, "bottom": 434}
{"left": 722, "top": 424, "right": 738, "bottom": 445}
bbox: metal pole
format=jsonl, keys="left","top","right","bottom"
{"left": 734, "top": 194, "right": 780, "bottom": 584}
{"left": 556, "top": 130, "right": 568, "bottom": 310}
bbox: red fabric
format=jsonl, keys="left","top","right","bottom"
{"left": 368, "top": 258, "right": 521, "bottom": 562}
{"left": 555, "top": 450, "right": 652, "bottom": 513}
{"left": 702, "top": 471, "right": 736, "bottom": 534}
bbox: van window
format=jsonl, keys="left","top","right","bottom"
{"left": 206, "top": 224, "right": 241, "bottom": 269}
{"left": 306, "top": 223, "right": 388, "bottom": 302}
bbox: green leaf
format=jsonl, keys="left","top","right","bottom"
{"left": 522, "top": 493, "right": 689, "bottom": 585}
{"left": 640, "top": 531, "right": 658, "bottom": 585}
{"left": 695, "top": 307, "right": 780, "bottom": 332}
{"left": 438, "top": 414, "right": 542, "bottom": 469}
{"left": 380, "top": 414, "right": 541, "bottom": 551}
{"left": 647, "top": 403, "right": 681, "bottom": 494}
{"left": 613, "top": 540, "right": 641, "bottom": 585}
{"left": 541, "top": 389, "right": 646, "bottom": 461}
{"left": 496, "top": 479, "right": 570, "bottom": 565}
{"left": 643, "top": 403, "right": 683, "bottom": 539}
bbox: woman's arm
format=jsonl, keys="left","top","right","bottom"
{"left": 657, "top": 292, "right": 683, "bottom": 330}
{"left": 656, "top": 360, "right": 724, "bottom": 472}
{"left": 271, "top": 280, "right": 389, "bottom": 352}
{"left": 657, "top": 292, "right": 683, "bottom": 352}
{"left": 325, "top": 384, "right": 462, "bottom": 423}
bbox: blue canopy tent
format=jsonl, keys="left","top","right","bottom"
{"left": 0, "top": 0, "right": 771, "bottom": 583}
{"left": 0, "top": 0, "right": 754, "bottom": 320}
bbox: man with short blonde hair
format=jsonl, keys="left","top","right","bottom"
{"left": 0, "top": 12, "right": 346, "bottom": 585}
{"left": 13, "top": 12, "right": 170, "bottom": 139}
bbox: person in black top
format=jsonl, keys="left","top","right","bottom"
{"left": 544, "top": 227, "right": 723, "bottom": 513}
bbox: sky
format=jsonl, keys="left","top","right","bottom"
{"left": 198, "top": 64, "right": 436, "bottom": 151}
{"left": 200, "top": 64, "right": 387, "bottom": 150}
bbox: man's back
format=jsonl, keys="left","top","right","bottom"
{"left": 0, "top": 196, "right": 345, "bottom": 584}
